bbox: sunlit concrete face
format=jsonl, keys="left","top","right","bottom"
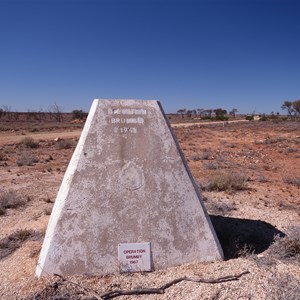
{"left": 36, "top": 99, "right": 223, "bottom": 277}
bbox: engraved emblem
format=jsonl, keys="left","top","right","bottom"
{"left": 120, "top": 161, "right": 145, "bottom": 190}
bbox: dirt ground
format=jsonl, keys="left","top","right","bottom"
{"left": 0, "top": 120, "right": 299, "bottom": 299}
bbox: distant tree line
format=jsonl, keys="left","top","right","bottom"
{"left": 0, "top": 103, "right": 87, "bottom": 123}
{"left": 176, "top": 108, "right": 238, "bottom": 121}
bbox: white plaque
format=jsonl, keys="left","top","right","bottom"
{"left": 118, "top": 242, "right": 151, "bottom": 273}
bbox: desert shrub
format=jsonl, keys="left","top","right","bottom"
{"left": 0, "top": 229, "right": 32, "bottom": 259}
{"left": 262, "top": 136, "right": 286, "bottom": 144}
{"left": 206, "top": 172, "right": 248, "bottom": 192}
{"left": 19, "top": 137, "right": 39, "bottom": 148}
{"left": 258, "top": 175, "right": 268, "bottom": 183}
{"left": 3, "top": 146, "right": 15, "bottom": 154}
{"left": 0, "top": 190, "right": 26, "bottom": 215}
{"left": 190, "top": 155, "right": 202, "bottom": 161}
{"left": 254, "top": 140, "right": 264, "bottom": 145}
{"left": 29, "top": 127, "right": 39, "bottom": 132}
{"left": 16, "top": 152, "right": 39, "bottom": 166}
{"left": 206, "top": 200, "right": 237, "bottom": 215}
{"left": 215, "top": 115, "right": 229, "bottom": 121}
{"left": 259, "top": 114, "right": 268, "bottom": 121}
{"left": 269, "top": 227, "right": 300, "bottom": 262}
{"left": 236, "top": 244, "right": 255, "bottom": 258}
{"left": 44, "top": 206, "right": 53, "bottom": 215}
{"left": 204, "top": 162, "right": 219, "bottom": 170}
{"left": 286, "top": 147, "right": 297, "bottom": 153}
{"left": 200, "top": 148, "right": 213, "bottom": 160}
{"left": 283, "top": 176, "right": 300, "bottom": 187}
{"left": 57, "top": 138, "right": 74, "bottom": 149}
{"left": 226, "top": 143, "right": 236, "bottom": 148}
{"left": 245, "top": 115, "right": 254, "bottom": 121}
{"left": 0, "top": 151, "right": 7, "bottom": 161}
{"left": 72, "top": 109, "right": 86, "bottom": 120}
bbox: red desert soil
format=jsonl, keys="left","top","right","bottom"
{"left": 0, "top": 120, "right": 299, "bottom": 299}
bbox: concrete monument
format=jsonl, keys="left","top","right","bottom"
{"left": 36, "top": 99, "right": 223, "bottom": 277}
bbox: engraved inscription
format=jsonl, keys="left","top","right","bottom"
{"left": 113, "top": 127, "right": 137, "bottom": 134}
{"left": 108, "top": 108, "right": 147, "bottom": 115}
{"left": 120, "top": 127, "right": 137, "bottom": 134}
{"left": 110, "top": 117, "right": 144, "bottom": 124}
{"left": 108, "top": 108, "right": 147, "bottom": 134}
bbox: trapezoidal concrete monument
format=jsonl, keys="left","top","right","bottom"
{"left": 36, "top": 99, "right": 223, "bottom": 277}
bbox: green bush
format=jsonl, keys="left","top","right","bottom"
{"left": 216, "top": 115, "right": 229, "bottom": 121}
{"left": 245, "top": 115, "right": 254, "bottom": 121}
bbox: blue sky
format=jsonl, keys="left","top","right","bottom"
{"left": 0, "top": 0, "right": 299, "bottom": 114}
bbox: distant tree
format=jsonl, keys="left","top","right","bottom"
{"left": 214, "top": 108, "right": 227, "bottom": 120}
{"left": 1, "top": 105, "right": 12, "bottom": 120}
{"left": 72, "top": 109, "right": 85, "bottom": 120}
{"left": 270, "top": 111, "right": 280, "bottom": 120}
{"left": 186, "top": 110, "right": 193, "bottom": 118}
{"left": 229, "top": 108, "right": 238, "bottom": 118}
{"left": 49, "top": 102, "right": 63, "bottom": 122}
{"left": 293, "top": 100, "right": 300, "bottom": 118}
{"left": 281, "top": 101, "right": 295, "bottom": 119}
{"left": 197, "top": 108, "right": 204, "bottom": 117}
{"left": 177, "top": 108, "right": 186, "bottom": 118}
{"left": 203, "top": 109, "right": 213, "bottom": 118}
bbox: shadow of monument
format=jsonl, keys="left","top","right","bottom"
{"left": 210, "top": 215, "right": 285, "bottom": 260}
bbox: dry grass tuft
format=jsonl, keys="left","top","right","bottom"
{"left": 44, "top": 206, "right": 52, "bottom": 215}
{"left": 206, "top": 200, "right": 237, "bottom": 216}
{"left": 0, "top": 229, "right": 44, "bottom": 260}
{"left": 17, "top": 151, "right": 39, "bottom": 166}
{"left": 0, "top": 229, "right": 31, "bottom": 259}
{"left": 57, "top": 138, "right": 74, "bottom": 149}
{"left": 283, "top": 176, "right": 300, "bottom": 187}
{"left": 269, "top": 227, "right": 300, "bottom": 262}
{"left": 0, "top": 190, "right": 26, "bottom": 215}
{"left": 206, "top": 172, "right": 248, "bottom": 192}
{"left": 0, "top": 151, "right": 7, "bottom": 161}
{"left": 19, "top": 137, "right": 39, "bottom": 148}
{"left": 204, "top": 162, "right": 219, "bottom": 170}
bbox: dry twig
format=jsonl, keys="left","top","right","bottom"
{"left": 55, "top": 270, "right": 250, "bottom": 299}
{"left": 54, "top": 273, "right": 102, "bottom": 300}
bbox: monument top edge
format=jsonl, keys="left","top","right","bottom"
{"left": 93, "top": 99, "right": 160, "bottom": 104}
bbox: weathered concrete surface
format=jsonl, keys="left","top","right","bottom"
{"left": 36, "top": 99, "right": 223, "bottom": 277}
